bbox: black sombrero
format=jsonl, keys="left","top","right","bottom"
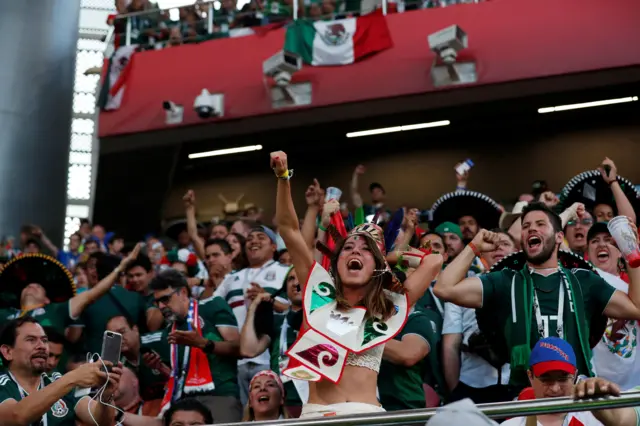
{"left": 478, "top": 250, "right": 606, "bottom": 353}
{"left": 164, "top": 219, "right": 206, "bottom": 242}
{"left": 431, "top": 190, "right": 502, "bottom": 230}
{"left": 0, "top": 253, "right": 75, "bottom": 310}
{"left": 558, "top": 170, "right": 640, "bottom": 213}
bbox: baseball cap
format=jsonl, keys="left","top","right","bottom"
{"left": 250, "top": 225, "right": 277, "bottom": 244}
{"left": 586, "top": 221, "right": 610, "bottom": 243}
{"left": 529, "top": 337, "right": 577, "bottom": 376}
{"left": 435, "top": 222, "right": 463, "bottom": 240}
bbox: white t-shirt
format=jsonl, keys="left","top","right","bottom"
{"left": 501, "top": 412, "right": 602, "bottom": 426}
{"left": 592, "top": 268, "right": 640, "bottom": 390}
{"left": 442, "top": 302, "right": 511, "bottom": 388}
{"left": 214, "top": 260, "right": 290, "bottom": 366}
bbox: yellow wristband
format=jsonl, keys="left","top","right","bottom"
{"left": 277, "top": 169, "right": 289, "bottom": 179}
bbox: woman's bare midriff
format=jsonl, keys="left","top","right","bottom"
{"left": 306, "top": 365, "right": 380, "bottom": 406}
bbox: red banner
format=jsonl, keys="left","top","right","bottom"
{"left": 98, "top": 0, "right": 640, "bottom": 138}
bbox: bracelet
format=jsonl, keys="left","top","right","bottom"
{"left": 275, "top": 168, "right": 294, "bottom": 180}
{"left": 318, "top": 224, "right": 327, "bottom": 232}
{"left": 468, "top": 242, "right": 481, "bottom": 258}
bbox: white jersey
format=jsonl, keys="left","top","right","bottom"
{"left": 592, "top": 268, "right": 640, "bottom": 390}
{"left": 501, "top": 412, "right": 603, "bottom": 426}
{"left": 214, "top": 260, "right": 290, "bottom": 365}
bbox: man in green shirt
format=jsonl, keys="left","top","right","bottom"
{"left": 240, "top": 267, "right": 304, "bottom": 417}
{"left": 378, "top": 309, "right": 437, "bottom": 411}
{"left": 80, "top": 251, "right": 163, "bottom": 355}
{"left": 106, "top": 315, "right": 169, "bottom": 406}
{"left": 434, "top": 202, "right": 640, "bottom": 388}
{"left": 0, "top": 316, "right": 121, "bottom": 426}
{"left": 149, "top": 269, "right": 242, "bottom": 423}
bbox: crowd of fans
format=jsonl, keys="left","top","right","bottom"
{"left": 108, "top": 0, "right": 483, "bottom": 49}
{"left": 0, "top": 154, "right": 640, "bottom": 425}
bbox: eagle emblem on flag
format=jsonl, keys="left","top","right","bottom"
{"left": 322, "top": 23, "right": 349, "bottom": 46}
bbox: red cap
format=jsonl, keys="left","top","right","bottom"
{"left": 531, "top": 360, "right": 577, "bottom": 377}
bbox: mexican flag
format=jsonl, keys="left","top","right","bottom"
{"left": 283, "top": 11, "right": 392, "bottom": 66}
{"left": 97, "top": 44, "right": 137, "bottom": 111}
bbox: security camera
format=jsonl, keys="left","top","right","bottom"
{"left": 162, "top": 100, "right": 183, "bottom": 125}
{"left": 163, "top": 101, "right": 179, "bottom": 113}
{"left": 428, "top": 25, "right": 467, "bottom": 64}
{"left": 263, "top": 51, "right": 302, "bottom": 87}
{"left": 194, "top": 89, "right": 223, "bottom": 119}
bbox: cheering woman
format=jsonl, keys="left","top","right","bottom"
{"left": 270, "top": 151, "right": 443, "bottom": 418}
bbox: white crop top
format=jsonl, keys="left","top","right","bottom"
{"left": 345, "top": 344, "right": 384, "bottom": 372}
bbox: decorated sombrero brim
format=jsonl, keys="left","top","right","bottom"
{"left": 558, "top": 170, "right": 640, "bottom": 212}
{"left": 431, "top": 190, "right": 502, "bottom": 230}
{"left": 482, "top": 249, "right": 606, "bottom": 350}
{"left": 0, "top": 254, "right": 75, "bottom": 309}
{"left": 164, "top": 219, "right": 205, "bottom": 242}
{"left": 489, "top": 249, "right": 595, "bottom": 273}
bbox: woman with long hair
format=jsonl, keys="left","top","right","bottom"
{"left": 242, "top": 371, "right": 291, "bottom": 421}
{"left": 226, "top": 232, "right": 249, "bottom": 271}
{"left": 270, "top": 151, "right": 443, "bottom": 417}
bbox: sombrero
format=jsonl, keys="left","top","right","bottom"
{"left": 0, "top": 253, "right": 75, "bottom": 309}
{"left": 164, "top": 219, "right": 205, "bottom": 242}
{"left": 558, "top": 170, "right": 640, "bottom": 213}
{"left": 477, "top": 250, "right": 606, "bottom": 353}
{"left": 431, "top": 190, "right": 502, "bottom": 230}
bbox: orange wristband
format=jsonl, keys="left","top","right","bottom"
{"left": 468, "top": 242, "right": 481, "bottom": 258}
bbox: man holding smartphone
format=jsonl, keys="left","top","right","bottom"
{"left": 148, "top": 270, "right": 242, "bottom": 423}
{"left": 0, "top": 317, "right": 122, "bottom": 426}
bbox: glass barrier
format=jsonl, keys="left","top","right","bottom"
{"left": 111, "top": 0, "right": 484, "bottom": 50}
{"left": 215, "top": 391, "right": 640, "bottom": 426}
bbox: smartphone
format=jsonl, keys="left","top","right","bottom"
{"left": 100, "top": 331, "right": 122, "bottom": 371}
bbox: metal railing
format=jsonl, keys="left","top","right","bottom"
{"left": 217, "top": 391, "right": 640, "bottom": 426}
{"left": 112, "top": 0, "right": 483, "bottom": 47}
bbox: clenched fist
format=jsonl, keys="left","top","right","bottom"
{"left": 470, "top": 229, "right": 501, "bottom": 253}
{"left": 270, "top": 151, "right": 288, "bottom": 176}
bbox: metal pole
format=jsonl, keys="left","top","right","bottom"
{"left": 382, "top": 0, "right": 387, "bottom": 15}
{"left": 207, "top": 3, "right": 214, "bottom": 34}
{"left": 216, "top": 391, "right": 640, "bottom": 426}
{"left": 125, "top": 16, "right": 131, "bottom": 46}
{"left": 293, "top": 0, "right": 299, "bottom": 21}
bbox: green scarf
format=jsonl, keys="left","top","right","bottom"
{"left": 506, "top": 266, "right": 593, "bottom": 385}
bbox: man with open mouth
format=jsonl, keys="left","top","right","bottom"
{"left": 435, "top": 201, "right": 640, "bottom": 391}
{"left": 558, "top": 158, "right": 638, "bottom": 256}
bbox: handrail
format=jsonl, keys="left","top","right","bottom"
{"left": 216, "top": 391, "right": 640, "bottom": 426}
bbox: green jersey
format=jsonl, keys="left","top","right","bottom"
{"left": 414, "top": 284, "right": 444, "bottom": 326}
{"left": 378, "top": 311, "right": 438, "bottom": 411}
{"left": 269, "top": 310, "right": 302, "bottom": 407}
{"left": 0, "top": 372, "right": 81, "bottom": 426}
{"left": 0, "top": 301, "right": 77, "bottom": 336}
{"left": 80, "top": 286, "right": 151, "bottom": 355}
{"left": 479, "top": 268, "right": 615, "bottom": 386}
{"left": 123, "top": 332, "right": 168, "bottom": 401}
{"left": 154, "top": 297, "right": 240, "bottom": 398}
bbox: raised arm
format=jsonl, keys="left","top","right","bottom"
{"left": 350, "top": 165, "right": 365, "bottom": 209}
{"left": 69, "top": 244, "right": 142, "bottom": 318}
{"left": 600, "top": 158, "right": 636, "bottom": 223}
{"left": 403, "top": 252, "right": 444, "bottom": 306}
{"left": 271, "top": 151, "right": 314, "bottom": 287}
{"left": 433, "top": 229, "right": 499, "bottom": 308}
{"left": 240, "top": 293, "right": 272, "bottom": 358}
{"left": 301, "top": 179, "right": 324, "bottom": 250}
{"left": 183, "top": 190, "right": 206, "bottom": 261}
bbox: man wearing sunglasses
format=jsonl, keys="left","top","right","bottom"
{"left": 564, "top": 212, "right": 594, "bottom": 257}
{"left": 502, "top": 337, "right": 640, "bottom": 426}
{"left": 147, "top": 270, "right": 243, "bottom": 423}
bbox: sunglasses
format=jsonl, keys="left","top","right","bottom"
{"left": 153, "top": 289, "right": 179, "bottom": 306}
{"left": 567, "top": 218, "right": 593, "bottom": 227}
